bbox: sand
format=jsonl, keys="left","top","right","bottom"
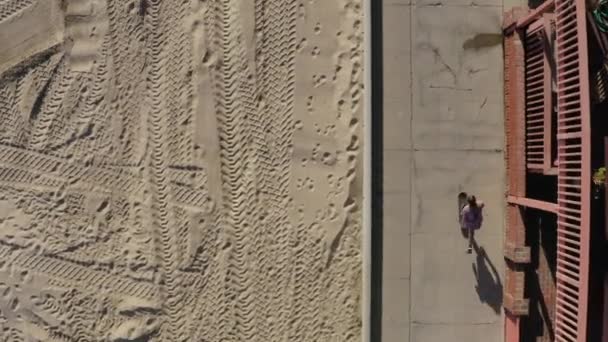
{"left": 0, "top": 0, "right": 363, "bottom": 340}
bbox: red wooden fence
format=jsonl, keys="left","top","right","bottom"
{"left": 554, "top": 0, "right": 592, "bottom": 340}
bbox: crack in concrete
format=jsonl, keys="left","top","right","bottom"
{"left": 428, "top": 47, "right": 457, "bottom": 83}
{"left": 416, "top": 42, "right": 459, "bottom": 85}
{"left": 428, "top": 85, "right": 472, "bottom": 91}
{"left": 468, "top": 67, "right": 488, "bottom": 75}
{"left": 478, "top": 96, "right": 488, "bottom": 116}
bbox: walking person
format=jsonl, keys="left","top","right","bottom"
{"left": 460, "top": 195, "right": 484, "bottom": 254}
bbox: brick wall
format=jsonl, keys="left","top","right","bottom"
{"left": 523, "top": 211, "right": 557, "bottom": 341}
{"left": 503, "top": 7, "right": 531, "bottom": 318}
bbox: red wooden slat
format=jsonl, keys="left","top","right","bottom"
{"left": 557, "top": 59, "right": 580, "bottom": 72}
{"left": 557, "top": 259, "right": 578, "bottom": 270}
{"left": 557, "top": 132, "right": 582, "bottom": 139}
{"left": 559, "top": 213, "right": 582, "bottom": 222}
{"left": 558, "top": 76, "right": 580, "bottom": 86}
{"left": 527, "top": 53, "right": 544, "bottom": 64}
{"left": 507, "top": 195, "right": 559, "bottom": 213}
{"left": 558, "top": 124, "right": 583, "bottom": 132}
{"left": 558, "top": 198, "right": 583, "bottom": 206}
{"left": 528, "top": 118, "right": 546, "bottom": 124}
{"left": 556, "top": 19, "right": 577, "bottom": 36}
{"left": 558, "top": 230, "right": 582, "bottom": 240}
{"left": 527, "top": 110, "right": 545, "bottom": 117}
{"left": 529, "top": 78, "right": 545, "bottom": 88}
{"left": 559, "top": 160, "right": 583, "bottom": 165}
{"left": 558, "top": 206, "right": 582, "bottom": 215}
{"left": 557, "top": 33, "right": 579, "bottom": 48}
{"left": 527, "top": 91, "right": 546, "bottom": 101}
{"left": 557, "top": 273, "right": 580, "bottom": 287}
{"left": 556, "top": 322, "right": 578, "bottom": 341}
{"left": 558, "top": 243, "right": 582, "bottom": 255}
{"left": 557, "top": 41, "right": 579, "bottom": 57}
{"left": 559, "top": 318, "right": 576, "bottom": 341}
{"left": 557, "top": 282, "right": 580, "bottom": 297}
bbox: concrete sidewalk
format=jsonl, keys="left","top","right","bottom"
{"left": 381, "top": 0, "right": 525, "bottom": 340}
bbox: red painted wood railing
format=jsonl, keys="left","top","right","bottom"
{"left": 554, "top": 0, "right": 592, "bottom": 340}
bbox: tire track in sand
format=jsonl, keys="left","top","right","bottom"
{"left": 145, "top": 1, "right": 186, "bottom": 340}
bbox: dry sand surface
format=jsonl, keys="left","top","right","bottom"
{"left": 0, "top": 0, "right": 363, "bottom": 340}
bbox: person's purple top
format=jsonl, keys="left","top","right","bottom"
{"left": 461, "top": 204, "right": 483, "bottom": 230}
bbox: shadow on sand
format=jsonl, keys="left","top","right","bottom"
{"left": 471, "top": 240, "right": 503, "bottom": 314}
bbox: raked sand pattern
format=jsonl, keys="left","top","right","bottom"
{"left": 0, "top": 0, "right": 363, "bottom": 341}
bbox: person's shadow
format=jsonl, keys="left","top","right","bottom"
{"left": 471, "top": 240, "right": 503, "bottom": 314}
